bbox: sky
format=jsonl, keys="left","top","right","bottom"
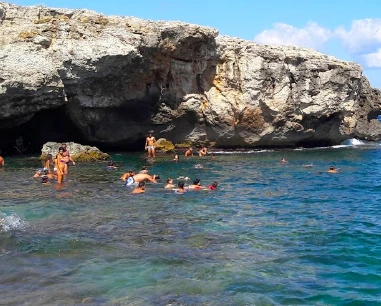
{"left": 9, "top": 0, "right": 381, "bottom": 89}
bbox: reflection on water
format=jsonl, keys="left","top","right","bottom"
{"left": 1, "top": 149, "right": 381, "bottom": 304}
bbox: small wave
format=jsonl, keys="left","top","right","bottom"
{"left": 0, "top": 213, "right": 27, "bottom": 232}
{"left": 341, "top": 138, "right": 371, "bottom": 146}
{"left": 212, "top": 149, "right": 274, "bottom": 154}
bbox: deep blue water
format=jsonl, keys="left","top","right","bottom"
{"left": 1, "top": 143, "right": 381, "bottom": 305}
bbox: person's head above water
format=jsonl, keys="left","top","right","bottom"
{"left": 178, "top": 181, "right": 185, "bottom": 189}
{"left": 166, "top": 178, "right": 173, "bottom": 184}
{"left": 108, "top": 161, "right": 114, "bottom": 166}
{"left": 138, "top": 181, "right": 145, "bottom": 188}
{"left": 193, "top": 179, "right": 200, "bottom": 185}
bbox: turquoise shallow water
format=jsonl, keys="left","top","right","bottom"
{"left": 1, "top": 145, "right": 381, "bottom": 305}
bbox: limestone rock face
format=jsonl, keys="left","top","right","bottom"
{"left": 1, "top": 2, "right": 381, "bottom": 150}
{"left": 41, "top": 142, "right": 110, "bottom": 161}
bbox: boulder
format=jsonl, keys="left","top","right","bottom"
{"left": 41, "top": 142, "right": 110, "bottom": 161}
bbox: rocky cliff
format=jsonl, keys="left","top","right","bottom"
{"left": 1, "top": 2, "right": 381, "bottom": 152}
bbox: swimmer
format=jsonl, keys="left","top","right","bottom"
{"left": 199, "top": 147, "right": 208, "bottom": 157}
{"left": 184, "top": 147, "right": 193, "bottom": 157}
{"left": 164, "top": 178, "right": 175, "bottom": 189}
{"left": 302, "top": 162, "right": 314, "bottom": 168}
{"left": 174, "top": 181, "right": 186, "bottom": 193}
{"left": 105, "top": 161, "right": 117, "bottom": 170}
{"left": 208, "top": 181, "right": 218, "bottom": 190}
{"left": 44, "top": 169, "right": 57, "bottom": 180}
{"left": 173, "top": 154, "right": 179, "bottom": 162}
{"left": 131, "top": 181, "right": 146, "bottom": 194}
{"left": 44, "top": 154, "right": 53, "bottom": 173}
{"left": 188, "top": 178, "right": 205, "bottom": 190}
{"left": 121, "top": 170, "right": 135, "bottom": 181}
{"left": 34, "top": 169, "right": 43, "bottom": 178}
{"left": 125, "top": 173, "right": 160, "bottom": 186}
{"left": 280, "top": 157, "right": 288, "bottom": 164}
{"left": 328, "top": 166, "right": 339, "bottom": 173}
{"left": 140, "top": 166, "right": 148, "bottom": 174}
{"left": 41, "top": 176, "right": 50, "bottom": 184}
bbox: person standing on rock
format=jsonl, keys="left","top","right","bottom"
{"left": 145, "top": 131, "right": 156, "bottom": 158}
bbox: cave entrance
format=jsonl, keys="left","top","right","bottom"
{"left": 0, "top": 106, "right": 85, "bottom": 155}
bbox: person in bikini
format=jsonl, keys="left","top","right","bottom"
{"left": 145, "top": 131, "right": 156, "bottom": 158}
{"left": 55, "top": 147, "right": 66, "bottom": 183}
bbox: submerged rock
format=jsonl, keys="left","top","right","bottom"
{"left": 0, "top": 2, "right": 381, "bottom": 151}
{"left": 41, "top": 142, "right": 110, "bottom": 161}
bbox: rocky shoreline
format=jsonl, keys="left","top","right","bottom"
{"left": 1, "top": 2, "right": 381, "bottom": 155}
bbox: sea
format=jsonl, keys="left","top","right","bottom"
{"left": 1, "top": 139, "right": 381, "bottom": 305}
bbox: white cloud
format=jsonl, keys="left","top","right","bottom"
{"left": 362, "top": 49, "right": 381, "bottom": 68}
{"left": 254, "top": 19, "right": 381, "bottom": 69}
{"left": 254, "top": 22, "right": 331, "bottom": 50}
{"left": 335, "top": 19, "right": 381, "bottom": 54}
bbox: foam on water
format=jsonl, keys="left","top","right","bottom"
{"left": 0, "top": 212, "right": 27, "bottom": 232}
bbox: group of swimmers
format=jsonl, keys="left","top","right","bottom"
{"left": 280, "top": 157, "right": 339, "bottom": 173}
{"left": 120, "top": 166, "right": 218, "bottom": 194}
{"left": 33, "top": 143, "right": 75, "bottom": 184}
